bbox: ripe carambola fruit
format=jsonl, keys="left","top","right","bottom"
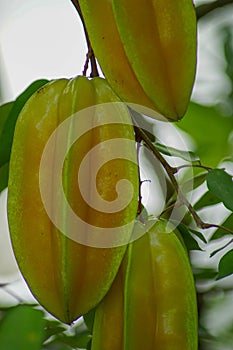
{"left": 91, "top": 220, "right": 198, "bottom": 350}
{"left": 7, "top": 76, "right": 139, "bottom": 324}
{"left": 79, "top": 0, "right": 197, "bottom": 121}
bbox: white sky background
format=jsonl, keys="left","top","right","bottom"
{"left": 0, "top": 0, "right": 232, "bottom": 103}
{"left": 1, "top": 0, "right": 233, "bottom": 335}
{"left": 0, "top": 0, "right": 87, "bottom": 100}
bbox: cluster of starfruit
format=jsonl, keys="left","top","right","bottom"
{"left": 7, "top": 1, "right": 198, "bottom": 349}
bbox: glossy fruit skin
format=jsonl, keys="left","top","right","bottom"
{"left": 79, "top": 0, "right": 197, "bottom": 121}
{"left": 7, "top": 76, "right": 139, "bottom": 324}
{"left": 91, "top": 220, "right": 198, "bottom": 350}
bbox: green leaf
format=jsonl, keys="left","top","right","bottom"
{"left": 83, "top": 308, "right": 96, "bottom": 333}
{"left": 210, "top": 213, "right": 233, "bottom": 240}
{"left": 128, "top": 106, "right": 156, "bottom": 142}
{"left": 217, "top": 249, "right": 233, "bottom": 280}
{"left": 210, "top": 239, "right": 233, "bottom": 258}
{"left": 43, "top": 343, "right": 72, "bottom": 350}
{"left": 193, "top": 267, "right": 217, "bottom": 281}
{"left": 207, "top": 168, "right": 233, "bottom": 211}
{"left": 0, "top": 162, "right": 9, "bottom": 193}
{"left": 86, "top": 339, "right": 92, "bottom": 350}
{"left": 0, "top": 101, "right": 14, "bottom": 135}
{"left": 181, "top": 172, "right": 207, "bottom": 193}
{"left": 153, "top": 142, "right": 199, "bottom": 162}
{"left": 43, "top": 319, "right": 66, "bottom": 342}
{"left": 0, "top": 305, "right": 46, "bottom": 350}
{"left": 189, "top": 228, "right": 207, "bottom": 243}
{"left": 176, "top": 102, "right": 233, "bottom": 167}
{"left": 223, "top": 26, "right": 233, "bottom": 82}
{"left": 194, "top": 190, "right": 221, "bottom": 210}
{"left": 53, "top": 331, "right": 91, "bottom": 348}
{"left": 42, "top": 342, "right": 71, "bottom": 350}
{"left": 48, "top": 320, "right": 92, "bottom": 349}
{"left": 177, "top": 223, "right": 202, "bottom": 251}
{"left": 0, "top": 79, "right": 48, "bottom": 169}
{"left": 222, "top": 25, "right": 233, "bottom": 115}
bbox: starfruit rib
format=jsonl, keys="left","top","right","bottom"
{"left": 147, "top": 220, "right": 198, "bottom": 349}
{"left": 112, "top": 0, "right": 197, "bottom": 119}
{"left": 8, "top": 79, "right": 69, "bottom": 322}
{"left": 7, "top": 77, "right": 139, "bottom": 324}
{"left": 123, "top": 231, "right": 157, "bottom": 350}
{"left": 91, "top": 259, "right": 125, "bottom": 350}
{"left": 78, "top": 0, "right": 161, "bottom": 118}
{"left": 56, "top": 76, "right": 97, "bottom": 322}
{"left": 59, "top": 77, "right": 139, "bottom": 321}
{"left": 91, "top": 220, "right": 198, "bottom": 349}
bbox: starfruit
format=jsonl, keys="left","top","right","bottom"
{"left": 7, "top": 76, "right": 139, "bottom": 324}
{"left": 79, "top": 0, "right": 197, "bottom": 121}
{"left": 91, "top": 220, "right": 198, "bottom": 349}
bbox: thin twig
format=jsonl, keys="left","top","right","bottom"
{"left": 175, "top": 164, "right": 212, "bottom": 173}
{"left": 70, "top": 0, "right": 99, "bottom": 77}
{"left": 158, "top": 202, "right": 179, "bottom": 219}
{"left": 131, "top": 113, "right": 233, "bottom": 236}
{"left": 203, "top": 223, "right": 233, "bottom": 235}
{"left": 132, "top": 121, "right": 202, "bottom": 225}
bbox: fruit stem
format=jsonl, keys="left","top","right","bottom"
{"left": 130, "top": 109, "right": 233, "bottom": 235}
{"left": 70, "top": 0, "right": 99, "bottom": 77}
